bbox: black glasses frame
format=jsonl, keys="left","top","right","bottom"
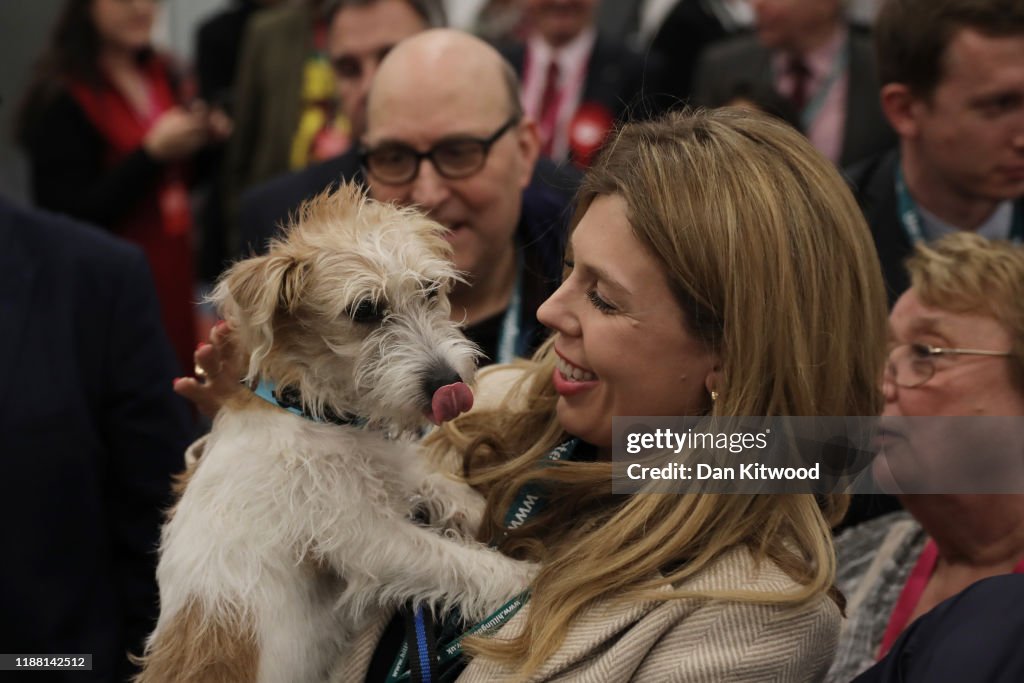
{"left": 360, "top": 116, "right": 520, "bottom": 184}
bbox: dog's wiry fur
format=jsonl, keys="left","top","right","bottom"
{"left": 136, "top": 185, "right": 534, "bottom": 682}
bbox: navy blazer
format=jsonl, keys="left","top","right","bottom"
{"left": 0, "top": 198, "right": 194, "bottom": 681}
{"left": 854, "top": 575, "right": 1024, "bottom": 683}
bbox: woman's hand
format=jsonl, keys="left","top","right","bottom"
{"left": 205, "top": 105, "right": 233, "bottom": 143}
{"left": 174, "top": 321, "right": 244, "bottom": 419}
{"left": 143, "top": 106, "right": 208, "bottom": 161}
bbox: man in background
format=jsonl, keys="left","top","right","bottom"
{"left": 693, "top": 0, "right": 894, "bottom": 167}
{"left": 847, "top": 0, "right": 1024, "bottom": 302}
{"left": 500, "top": 0, "right": 654, "bottom": 167}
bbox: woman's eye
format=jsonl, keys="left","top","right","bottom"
{"left": 587, "top": 290, "right": 616, "bottom": 314}
{"left": 349, "top": 300, "right": 384, "bottom": 323}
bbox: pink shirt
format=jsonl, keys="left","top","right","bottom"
{"left": 521, "top": 28, "right": 597, "bottom": 162}
{"left": 773, "top": 26, "right": 849, "bottom": 165}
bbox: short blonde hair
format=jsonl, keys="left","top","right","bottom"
{"left": 907, "top": 232, "right": 1024, "bottom": 391}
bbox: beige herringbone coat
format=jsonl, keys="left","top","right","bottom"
{"left": 334, "top": 368, "right": 841, "bottom": 682}
{"left": 337, "top": 547, "right": 839, "bottom": 682}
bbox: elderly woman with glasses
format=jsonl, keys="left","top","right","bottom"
{"left": 827, "top": 232, "right": 1024, "bottom": 682}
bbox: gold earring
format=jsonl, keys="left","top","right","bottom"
{"left": 711, "top": 390, "right": 719, "bottom": 402}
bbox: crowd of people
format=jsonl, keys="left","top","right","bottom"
{"left": 7, "top": 0, "right": 1024, "bottom": 680}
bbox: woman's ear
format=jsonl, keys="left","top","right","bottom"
{"left": 704, "top": 364, "right": 722, "bottom": 401}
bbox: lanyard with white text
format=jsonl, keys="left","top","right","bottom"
{"left": 895, "top": 163, "right": 1024, "bottom": 244}
{"left": 384, "top": 593, "right": 529, "bottom": 683}
{"left": 502, "top": 438, "right": 578, "bottom": 531}
{"left": 384, "top": 438, "right": 580, "bottom": 683}
{"left": 798, "top": 40, "right": 849, "bottom": 132}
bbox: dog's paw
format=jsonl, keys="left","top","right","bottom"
{"left": 415, "top": 473, "right": 486, "bottom": 538}
{"left": 458, "top": 558, "right": 539, "bottom": 623}
{"left": 444, "top": 502, "right": 485, "bottom": 539}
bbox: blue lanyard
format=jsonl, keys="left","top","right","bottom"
{"left": 495, "top": 251, "right": 524, "bottom": 365}
{"left": 386, "top": 438, "right": 580, "bottom": 683}
{"left": 895, "top": 163, "right": 1023, "bottom": 244}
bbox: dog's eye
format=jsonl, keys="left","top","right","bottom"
{"left": 424, "top": 286, "right": 441, "bottom": 302}
{"left": 349, "top": 300, "right": 384, "bottom": 324}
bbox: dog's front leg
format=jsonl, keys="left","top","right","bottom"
{"left": 413, "top": 471, "right": 486, "bottom": 539}
{"left": 334, "top": 516, "right": 536, "bottom": 623}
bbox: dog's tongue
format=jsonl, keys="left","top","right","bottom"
{"left": 431, "top": 382, "right": 474, "bottom": 424}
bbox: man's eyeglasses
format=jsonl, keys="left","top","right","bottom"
{"left": 360, "top": 116, "right": 520, "bottom": 185}
{"left": 885, "top": 343, "right": 1012, "bottom": 388}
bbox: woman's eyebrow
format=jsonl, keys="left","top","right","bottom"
{"left": 572, "top": 257, "right": 632, "bottom": 297}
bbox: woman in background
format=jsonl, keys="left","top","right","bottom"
{"left": 17, "top": 0, "right": 228, "bottom": 374}
{"left": 827, "top": 233, "right": 1024, "bottom": 682}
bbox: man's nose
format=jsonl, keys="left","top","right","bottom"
{"left": 356, "top": 62, "right": 378, "bottom": 105}
{"left": 410, "top": 157, "right": 451, "bottom": 209}
{"left": 1013, "top": 127, "right": 1024, "bottom": 153}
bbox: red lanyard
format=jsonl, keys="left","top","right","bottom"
{"left": 877, "top": 539, "right": 1024, "bottom": 658}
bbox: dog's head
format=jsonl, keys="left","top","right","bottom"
{"left": 215, "top": 183, "right": 479, "bottom": 431}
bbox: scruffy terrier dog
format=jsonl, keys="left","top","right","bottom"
{"left": 136, "top": 185, "right": 534, "bottom": 682}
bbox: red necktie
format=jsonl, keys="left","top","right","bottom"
{"left": 539, "top": 59, "right": 561, "bottom": 157}
{"left": 787, "top": 56, "right": 812, "bottom": 111}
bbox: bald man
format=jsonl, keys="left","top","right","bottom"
{"left": 238, "top": 28, "right": 575, "bottom": 364}
{"left": 362, "top": 30, "right": 548, "bottom": 349}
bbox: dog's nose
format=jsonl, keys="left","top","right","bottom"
{"left": 422, "top": 364, "right": 463, "bottom": 398}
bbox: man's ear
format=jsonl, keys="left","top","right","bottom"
{"left": 880, "top": 83, "right": 923, "bottom": 139}
{"left": 515, "top": 116, "right": 541, "bottom": 190}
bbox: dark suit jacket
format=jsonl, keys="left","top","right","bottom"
{"left": 0, "top": 199, "right": 194, "bottom": 681}
{"left": 195, "top": 0, "right": 262, "bottom": 109}
{"left": 693, "top": 29, "right": 896, "bottom": 167}
{"left": 238, "top": 150, "right": 362, "bottom": 257}
{"left": 649, "top": 0, "right": 734, "bottom": 105}
{"left": 236, "top": 153, "right": 579, "bottom": 362}
{"left": 844, "top": 149, "right": 914, "bottom": 305}
{"left": 854, "top": 575, "right": 1024, "bottom": 683}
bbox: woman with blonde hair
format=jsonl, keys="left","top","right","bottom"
{"left": 347, "top": 106, "right": 887, "bottom": 681}
{"left": 187, "top": 107, "right": 888, "bottom": 680}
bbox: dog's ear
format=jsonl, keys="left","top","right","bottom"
{"left": 214, "top": 253, "right": 310, "bottom": 378}
{"left": 223, "top": 253, "right": 309, "bottom": 318}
